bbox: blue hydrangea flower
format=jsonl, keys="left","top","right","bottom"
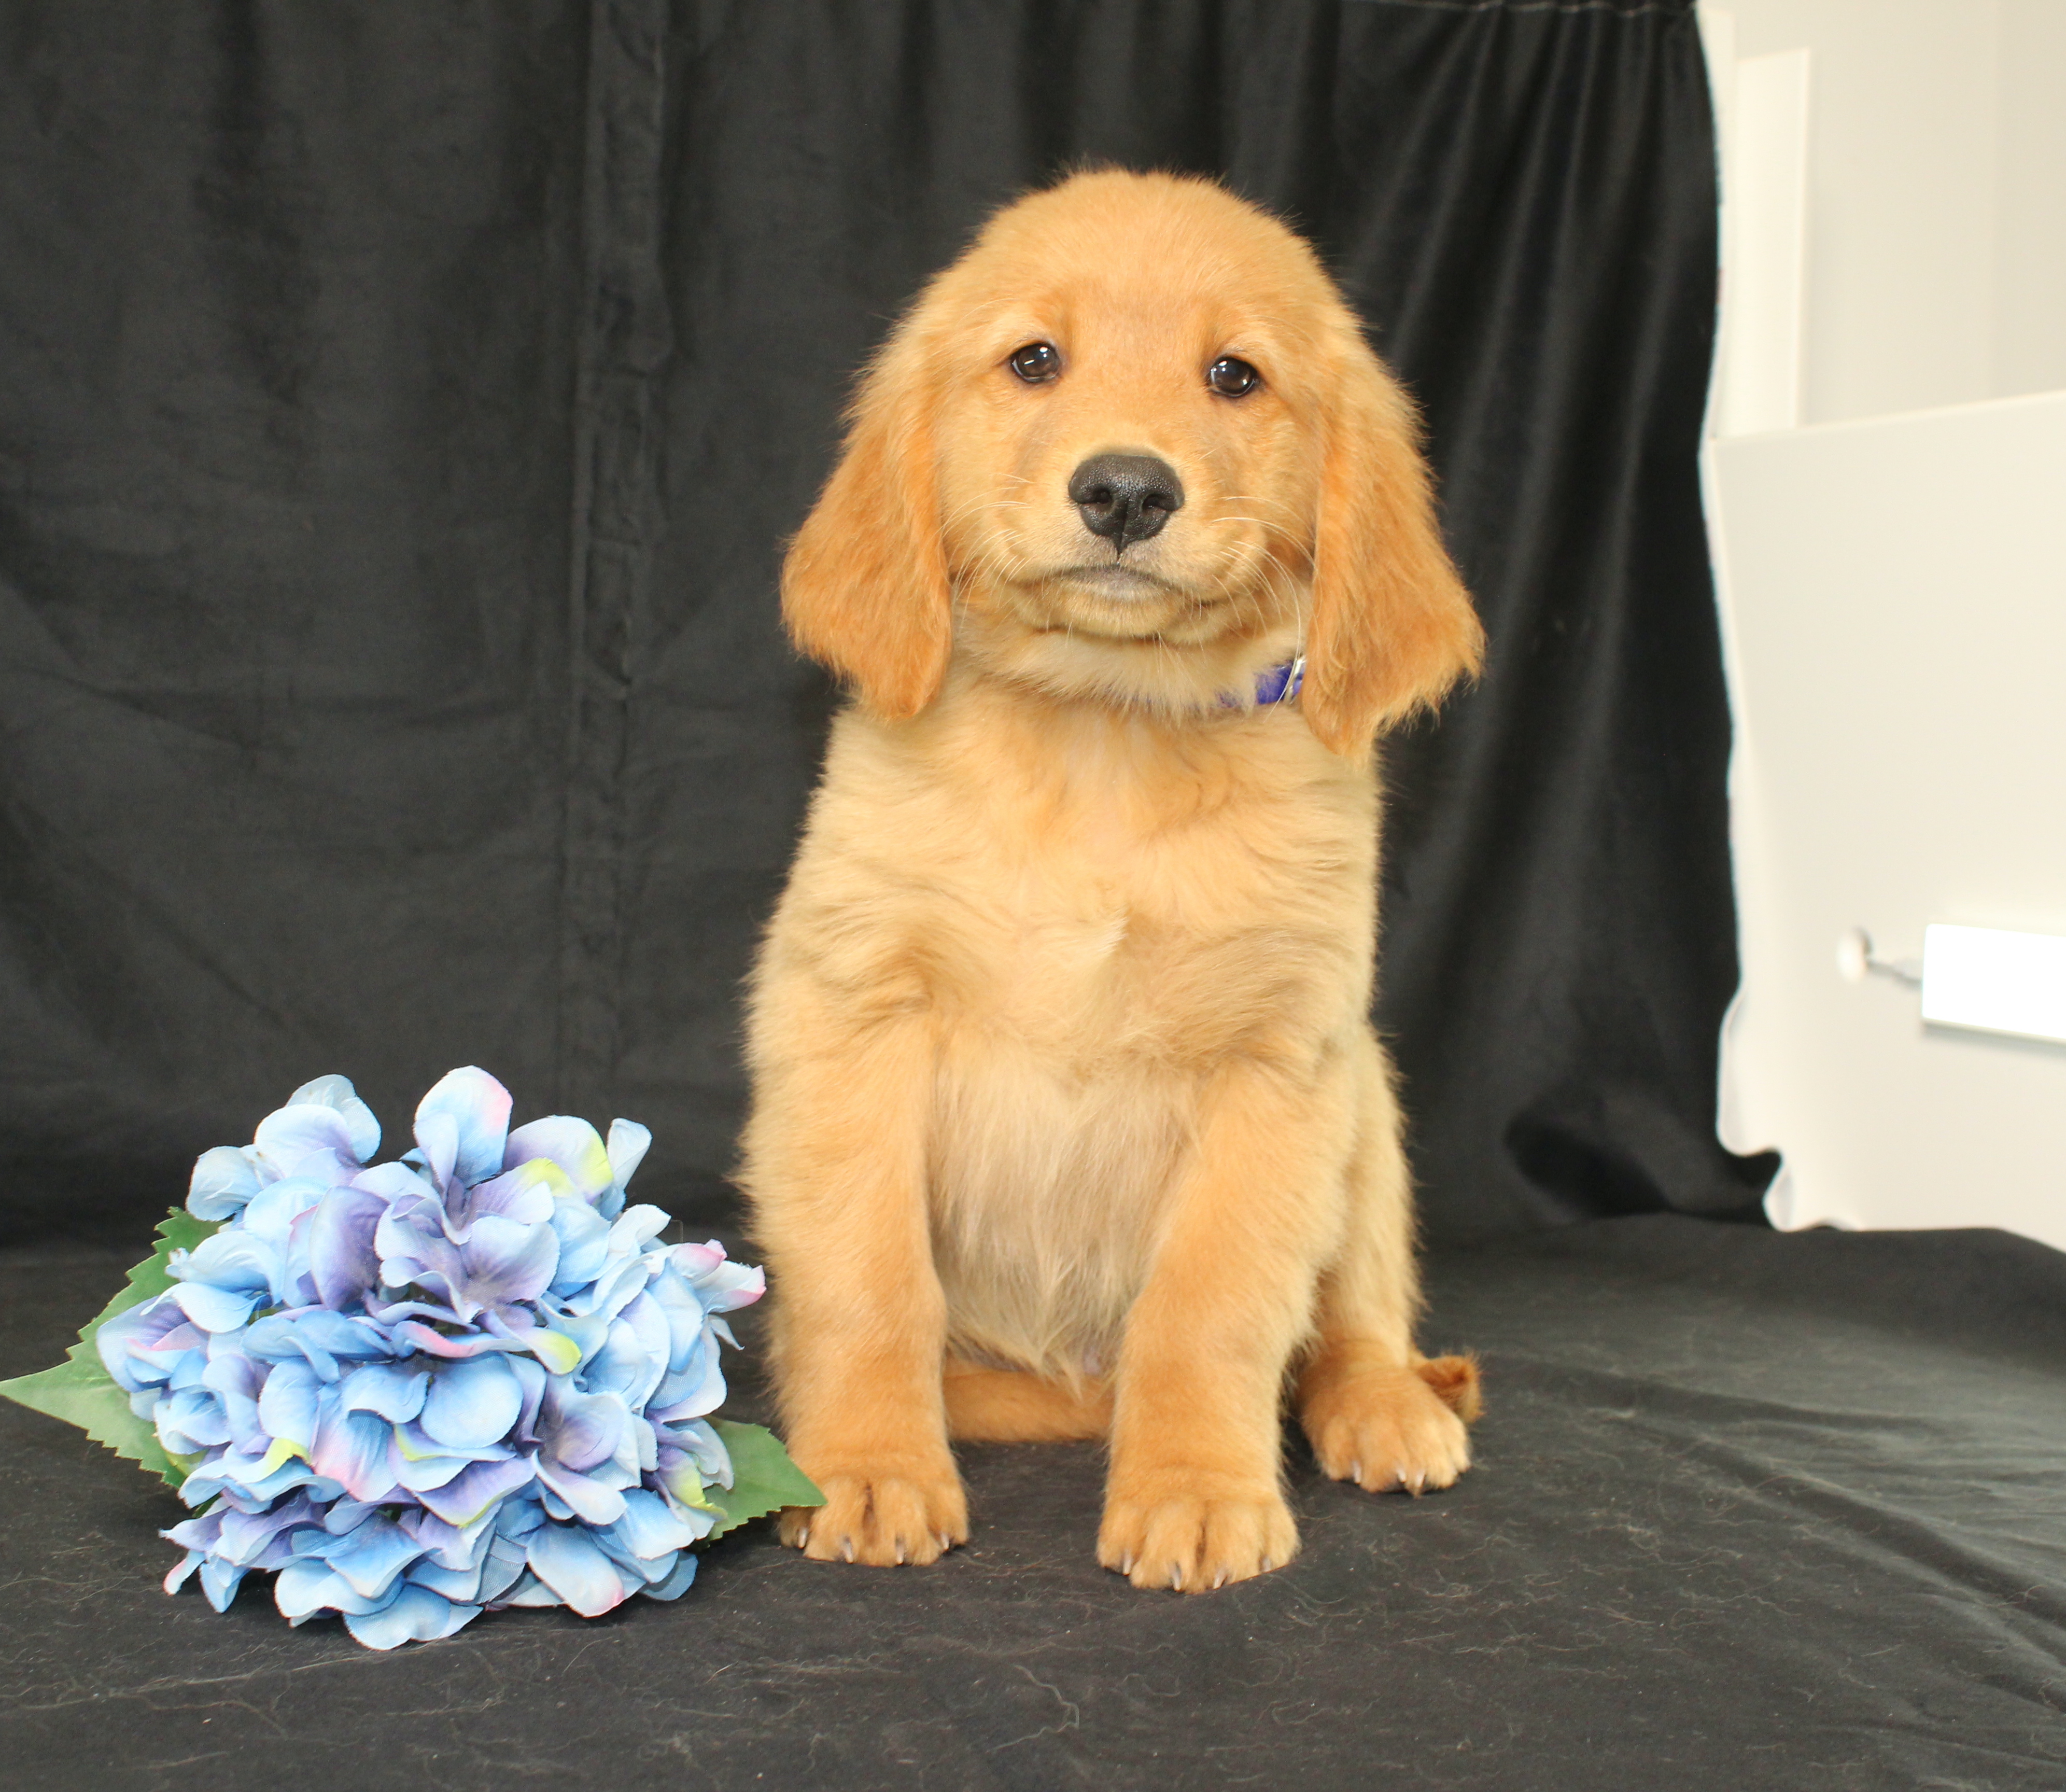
{"left": 95, "top": 1069, "right": 766, "bottom": 1648}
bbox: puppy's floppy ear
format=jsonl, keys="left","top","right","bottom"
{"left": 781, "top": 324, "right": 952, "bottom": 719}
{"left": 1301, "top": 335, "right": 1484, "bottom": 757}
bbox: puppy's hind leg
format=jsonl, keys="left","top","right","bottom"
{"left": 944, "top": 1359, "right": 1113, "bottom": 1441}
{"left": 1297, "top": 1029, "right": 1478, "bottom": 1495}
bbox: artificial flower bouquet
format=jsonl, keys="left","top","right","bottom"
{"left": 0, "top": 1068, "right": 819, "bottom": 1649}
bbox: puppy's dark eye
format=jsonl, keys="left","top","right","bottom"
{"left": 1008, "top": 342, "right": 1061, "bottom": 384}
{"left": 1206, "top": 356, "right": 1260, "bottom": 398}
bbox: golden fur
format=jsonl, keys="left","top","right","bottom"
{"left": 741, "top": 170, "right": 1486, "bottom": 1592}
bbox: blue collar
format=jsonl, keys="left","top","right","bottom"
{"left": 1252, "top": 654, "right": 1305, "bottom": 706}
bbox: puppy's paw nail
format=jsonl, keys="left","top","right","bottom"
{"left": 839, "top": 1535, "right": 856, "bottom": 1564}
{"left": 795, "top": 1526, "right": 810, "bottom": 1549}
{"left": 894, "top": 1536, "right": 907, "bottom": 1565}
{"left": 1351, "top": 1460, "right": 1365, "bottom": 1485}
{"left": 1168, "top": 1563, "right": 1183, "bottom": 1591}
{"left": 1259, "top": 1556, "right": 1274, "bottom": 1573}
{"left": 1212, "top": 1567, "right": 1229, "bottom": 1590}
{"left": 1121, "top": 1553, "right": 1136, "bottom": 1576}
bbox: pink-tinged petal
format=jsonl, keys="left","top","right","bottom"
{"left": 503, "top": 1117, "right": 612, "bottom": 1200}
{"left": 525, "top": 1523, "right": 629, "bottom": 1617}
{"left": 308, "top": 1185, "right": 387, "bottom": 1312}
{"left": 677, "top": 1243, "right": 766, "bottom": 1314}
{"left": 283, "top": 1075, "right": 382, "bottom": 1163}
{"left": 343, "top": 1582, "right": 480, "bottom": 1649}
{"left": 414, "top": 1455, "right": 537, "bottom": 1527}
{"left": 188, "top": 1145, "right": 262, "bottom": 1220}
{"left": 419, "top": 1356, "right": 524, "bottom": 1452}
{"left": 311, "top": 1406, "right": 399, "bottom": 1503}
{"left": 390, "top": 1321, "right": 529, "bottom": 1361}
{"left": 414, "top": 1067, "right": 513, "bottom": 1190}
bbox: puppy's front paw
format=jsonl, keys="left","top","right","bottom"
{"left": 778, "top": 1467, "right": 968, "bottom": 1566}
{"left": 1301, "top": 1358, "right": 1473, "bottom": 1495}
{"left": 1097, "top": 1470, "right": 1299, "bottom": 1592}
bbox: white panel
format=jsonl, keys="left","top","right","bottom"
{"left": 1707, "top": 390, "right": 2066, "bottom": 1249}
{"left": 1921, "top": 925, "right": 2066, "bottom": 1046}
{"left": 1716, "top": 49, "right": 1811, "bottom": 437}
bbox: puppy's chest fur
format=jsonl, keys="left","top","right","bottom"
{"left": 785, "top": 699, "right": 1379, "bottom": 1376}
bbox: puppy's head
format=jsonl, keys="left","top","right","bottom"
{"left": 783, "top": 170, "right": 1483, "bottom": 754}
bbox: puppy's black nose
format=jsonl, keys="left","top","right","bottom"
{"left": 1068, "top": 454, "right": 1185, "bottom": 551}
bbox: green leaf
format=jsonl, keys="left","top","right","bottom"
{"left": 0, "top": 1207, "right": 217, "bottom": 1490}
{"left": 704, "top": 1419, "right": 823, "bottom": 1539}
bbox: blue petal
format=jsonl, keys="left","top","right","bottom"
{"left": 284, "top": 1075, "right": 382, "bottom": 1163}
{"left": 343, "top": 1583, "right": 481, "bottom": 1650}
{"left": 535, "top": 1460, "right": 628, "bottom": 1527}
{"left": 413, "top": 1454, "right": 536, "bottom": 1528}
{"left": 546, "top": 1200, "right": 612, "bottom": 1295}
{"left": 406, "top": 1557, "right": 485, "bottom": 1603}
{"left": 307, "top": 1185, "right": 387, "bottom": 1313}
{"left": 456, "top": 1163, "right": 559, "bottom": 1231}
{"left": 339, "top": 1361, "right": 429, "bottom": 1424}
{"left": 452, "top": 1215, "right": 559, "bottom": 1319}
{"left": 170, "top": 1282, "right": 264, "bottom": 1334}
{"left": 314, "top": 1512, "right": 427, "bottom": 1601}
{"left": 414, "top": 1067, "right": 513, "bottom": 1191}
{"left": 198, "top": 1556, "right": 247, "bottom": 1612}
{"left": 525, "top": 1523, "right": 629, "bottom": 1618}
{"left": 606, "top": 1119, "right": 651, "bottom": 1193}
{"left": 503, "top": 1116, "right": 613, "bottom": 1200}
{"left": 254, "top": 1102, "right": 367, "bottom": 1182}
{"left": 178, "top": 1230, "right": 277, "bottom": 1294}
{"left": 274, "top": 1558, "right": 387, "bottom": 1620}
{"left": 256, "top": 1359, "right": 321, "bottom": 1452}
{"left": 606, "top": 1488, "right": 702, "bottom": 1561}
{"left": 419, "top": 1355, "right": 523, "bottom": 1452}
{"left": 188, "top": 1146, "right": 262, "bottom": 1221}
{"left": 641, "top": 1550, "right": 698, "bottom": 1602}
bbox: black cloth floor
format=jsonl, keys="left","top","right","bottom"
{"left": 6, "top": 1215, "right": 2065, "bottom": 1790}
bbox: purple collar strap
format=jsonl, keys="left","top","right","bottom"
{"left": 1252, "top": 654, "right": 1305, "bottom": 706}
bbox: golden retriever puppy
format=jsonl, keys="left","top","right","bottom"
{"left": 741, "top": 169, "right": 1485, "bottom": 1592}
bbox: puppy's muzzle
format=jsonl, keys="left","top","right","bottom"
{"left": 1069, "top": 454, "right": 1185, "bottom": 552}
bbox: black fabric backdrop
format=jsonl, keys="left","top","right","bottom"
{"left": 0, "top": 0, "right": 1773, "bottom": 1248}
